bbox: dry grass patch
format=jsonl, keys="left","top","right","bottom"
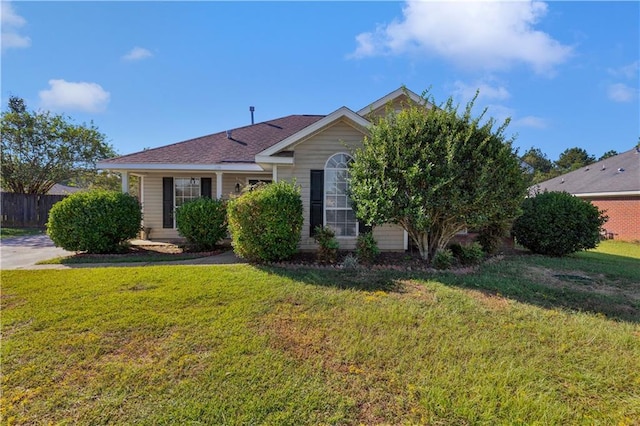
{"left": 526, "top": 265, "right": 639, "bottom": 301}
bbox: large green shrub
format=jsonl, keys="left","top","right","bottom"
{"left": 176, "top": 197, "right": 227, "bottom": 251}
{"left": 512, "top": 191, "right": 607, "bottom": 256}
{"left": 227, "top": 181, "right": 303, "bottom": 262}
{"left": 47, "top": 190, "right": 141, "bottom": 253}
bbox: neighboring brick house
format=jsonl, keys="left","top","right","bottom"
{"left": 534, "top": 147, "right": 640, "bottom": 241}
{"left": 97, "top": 88, "right": 424, "bottom": 250}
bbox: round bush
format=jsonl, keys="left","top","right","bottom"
{"left": 176, "top": 197, "right": 227, "bottom": 250}
{"left": 47, "top": 190, "right": 141, "bottom": 253}
{"left": 512, "top": 191, "right": 607, "bottom": 256}
{"left": 227, "top": 181, "right": 303, "bottom": 262}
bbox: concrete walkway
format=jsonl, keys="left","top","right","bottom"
{"left": 1, "top": 235, "right": 244, "bottom": 270}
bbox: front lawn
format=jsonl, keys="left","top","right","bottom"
{"left": 0, "top": 227, "right": 43, "bottom": 240}
{"left": 2, "top": 242, "right": 639, "bottom": 424}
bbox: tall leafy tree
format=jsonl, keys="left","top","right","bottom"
{"left": 598, "top": 150, "right": 618, "bottom": 161}
{"left": 349, "top": 90, "right": 528, "bottom": 262}
{"left": 0, "top": 96, "right": 115, "bottom": 194}
{"left": 521, "top": 147, "right": 560, "bottom": 184}
{"left": 555, "top": 147, "right": 595, "bottom": 172}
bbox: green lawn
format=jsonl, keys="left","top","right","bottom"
{"left": 2, "top": 241, "right": 639, "bottom": 424}
{"left": 0, "top": 227, "right": 43, "bottom": 240}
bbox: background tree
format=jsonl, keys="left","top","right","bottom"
{"left": 598, "top": 150, "right": 618, "bottom": 161}
{"left": 555, "top": 147, "right": 595, "bottom": 172}
{"left": 521, "top": 147, "right": 560, "bottom": 184}
{"left": 349, "top": 90, "right": 528, "bottom": 262}
{"left": 0, "top": 96, "right": 115, "bottom": 194}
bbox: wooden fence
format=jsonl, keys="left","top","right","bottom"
{"left": 1, "top": 193, "right": 66, "bottom": 228}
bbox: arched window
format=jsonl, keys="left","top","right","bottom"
{"left": 324, "top": 153, "right": 357, "bottom": 237}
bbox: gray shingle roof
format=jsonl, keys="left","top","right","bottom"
{"left": 534, "top": 147, "right": 640, "bottom": 195}
{"left": 100, "top": 115, "right": 325, "bottom": 165}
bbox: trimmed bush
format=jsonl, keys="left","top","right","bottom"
{"left": 512, "top": 191, "right": 607, "bottom": 256}
{"left": 47, "top": 190, "right": 141, "bottom": 253}
{"left": 313, "top": 226, "right": 339, "bottom": 264}
{"left": 356, "top": 231, "right": 379, "bottom": 264}
{"left": 176, "top": 197, "right": 227, "bottom": 251}
{"left": 227, "top": 181, "right": 303, "bottom": 262}
{"left": 432, "top": 248, "right": 454, "bottom": 270}
{"left": 448, "top": 242, "right": 484, "bottom": 266}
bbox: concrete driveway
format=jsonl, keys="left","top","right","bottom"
{"left": 1, "top": 234, "right": 73, "bottom": 270}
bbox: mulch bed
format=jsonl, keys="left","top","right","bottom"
{"left": 68, "top": 243, "right": 226, "bottom": 261}
{"left": 262, "top": 250, "right": 481, "bottom": 273}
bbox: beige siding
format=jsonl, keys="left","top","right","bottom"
{"left": 276, "top": 165, "right": 293, "bottom": 182}
{"left": 373, "top": 224, "right": 405, "bottom": 251}
{"left": 220, "top": 172, "right": 273, "bottom": 198}
{"left": 284, "top": 119, "right": 405, "bottom": 251}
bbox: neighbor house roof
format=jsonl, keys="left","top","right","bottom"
{"left": 99, "top": 114, "right": 324, "bottom": 168}
{"left": 534, "top": 147, "right": 640, "bottom": 196}
{"left": 47, "top": 184, "right": 84, "bottom": 195}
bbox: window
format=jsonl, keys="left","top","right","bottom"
{"left": 325, "top": 153, "right": 357, "bottom": 237}
{"left": 175, "top": 177, "right": 201, "bottom": 210}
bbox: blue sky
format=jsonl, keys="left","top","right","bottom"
{"left": 2, "top": 1, "right": 638, "bottom": 161}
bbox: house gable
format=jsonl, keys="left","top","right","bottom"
{"left": 255, "top": 107, "right": 370, "bottom": 164}
{"left": 357, "top": 87, "right": 424, "bottom": 120}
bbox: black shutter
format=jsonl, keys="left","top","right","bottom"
{"left": 162, "top": 177, "right": 174, "bottom": 228}
{"left": 201, "top": 177, "right": 212, "bottom": 198}
{"left": 358, "top": 221, "right": 372, "bottom": 234}
{"left": 310, "top": 170, "right": 324, "bottom": 236}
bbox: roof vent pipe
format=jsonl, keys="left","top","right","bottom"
{"left": 226, "top": 130, "right": 232, "bottom": 139}
{"left": 250, "top": 106, "right": 255, "bottom": 125}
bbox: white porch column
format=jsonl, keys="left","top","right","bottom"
{"left": 121, "top": 171, "right": 129, "bottom": 194}
{"left": 216, "top": 172, "right": 223, "bottom": 199}
{"left": 139, "top": 176, "right": 145, "bottom": 226}
{"left": 272, "top": 164, "right": 278, "bottom": 182}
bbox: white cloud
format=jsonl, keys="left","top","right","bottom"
{"left": 39, "top": 79, "right": 111, "bottom": 113}
{"left": 350, "top": 0, "right": 572, "bottom": 75}
{"left": 607, "top": 83, "right": 637, "bottom": 103}
{"left": 514, "top": 115, "right": 547, "bottom": 129}
{"left": 122, "top": 47, "right": 153, "bottom": 61}
{"left": 607, "top": 61, "right": 639, "bottom": 80}
{"left": 1, "top": 1, "right": 31, "bottom": 52}
{"left": 453, "top": 80, "right": 511, "bottom": 102}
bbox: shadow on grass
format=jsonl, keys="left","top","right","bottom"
{"left": 257, "top": 251, "right": 640, "bottom": 323}
{"left": 431, "top": 252, "right": 639, "bottom": 323}
{"left": 255, "top": 265, "right": 406, "bottom": 293}
{"left": 41, "top": 245, "right": 222, "bottom": 265}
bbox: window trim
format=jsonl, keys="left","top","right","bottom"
{"left": 323, "top": 152, "right": 357, "bottom": 239}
